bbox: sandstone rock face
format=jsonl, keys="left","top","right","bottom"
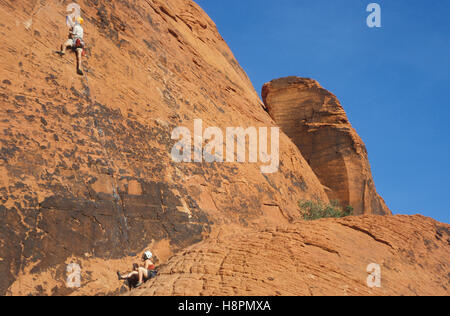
{"left": 1, "top": 0, "right": 443, "bottom": 297}
{"left": 262, "top": 77, "right": 390, "bottom": 215}
{"left": 0, "top": 0, "right": 329, "bottom": 295}
{"left": 128, "top": 215, "right": 450, "bottom": 296}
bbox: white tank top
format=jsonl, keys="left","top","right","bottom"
{"left": 73, "top": 24, "right": 84, "bottom": 40}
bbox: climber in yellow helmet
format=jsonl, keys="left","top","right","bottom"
{"left": 58, "top": 16, "right": 85, "bottom": 76}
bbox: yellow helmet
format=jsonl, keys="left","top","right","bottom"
{"left": 77, "top": 17, "right": 84, "bottom": 25}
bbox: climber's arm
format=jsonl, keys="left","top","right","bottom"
{"left": 68, "top": 27, "right": 74, "bottom": 39}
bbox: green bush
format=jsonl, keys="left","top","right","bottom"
{"left": 299, "top": 199, "right": 354, "bottom": 221}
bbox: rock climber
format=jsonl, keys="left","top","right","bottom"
{"left": 58, "top": 16, "right": 85, "bottom": 76}
{"left": 117, "top": 251, "right": 157, "bottom": 288}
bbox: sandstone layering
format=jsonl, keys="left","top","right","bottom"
{"left": 129, "top": 215, "right": 449, "bottom": 296}
{"left": 0, "top": 0, "right": 448, "bottom": 296}
{"left": 262, "top": 77, "right": 390, "bottom": 216}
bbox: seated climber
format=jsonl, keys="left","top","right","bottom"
{"left": 117, "top": 251, "right": 157, "bottom": 288}
{"left": 58, "top": 16, "right": 85, "bottom": 76}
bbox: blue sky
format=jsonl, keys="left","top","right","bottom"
{"left": 196, "top": 0, "right": 450, "bottom": 223}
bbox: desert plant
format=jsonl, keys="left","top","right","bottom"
{"left": 299, "top": 199, "right": 354, "bottom": 221}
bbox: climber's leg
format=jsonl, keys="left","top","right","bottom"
{"left": 118, "top": 271, "right": 138, "bottom": 280}
{"left": 76, "top": 48, "right": 83, "bottom": 75}
{"left": 60, "top": 39, "right": 73, "bottom": 56}
{"left": 136, "top": 268, "right": 149, "bottom": 287}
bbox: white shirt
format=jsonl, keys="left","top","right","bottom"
{"left": 72, "top": 23, "right": 84, "bottom": 40}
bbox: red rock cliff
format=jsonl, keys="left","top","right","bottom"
{"left": 0, "top": 0, "right": 446, "bottom": 297}
{"left": 0, "top": 0, "right": 328, "bottom": 295}
{"left": 262, "top": 77, "right": 391, "bottom": 215}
